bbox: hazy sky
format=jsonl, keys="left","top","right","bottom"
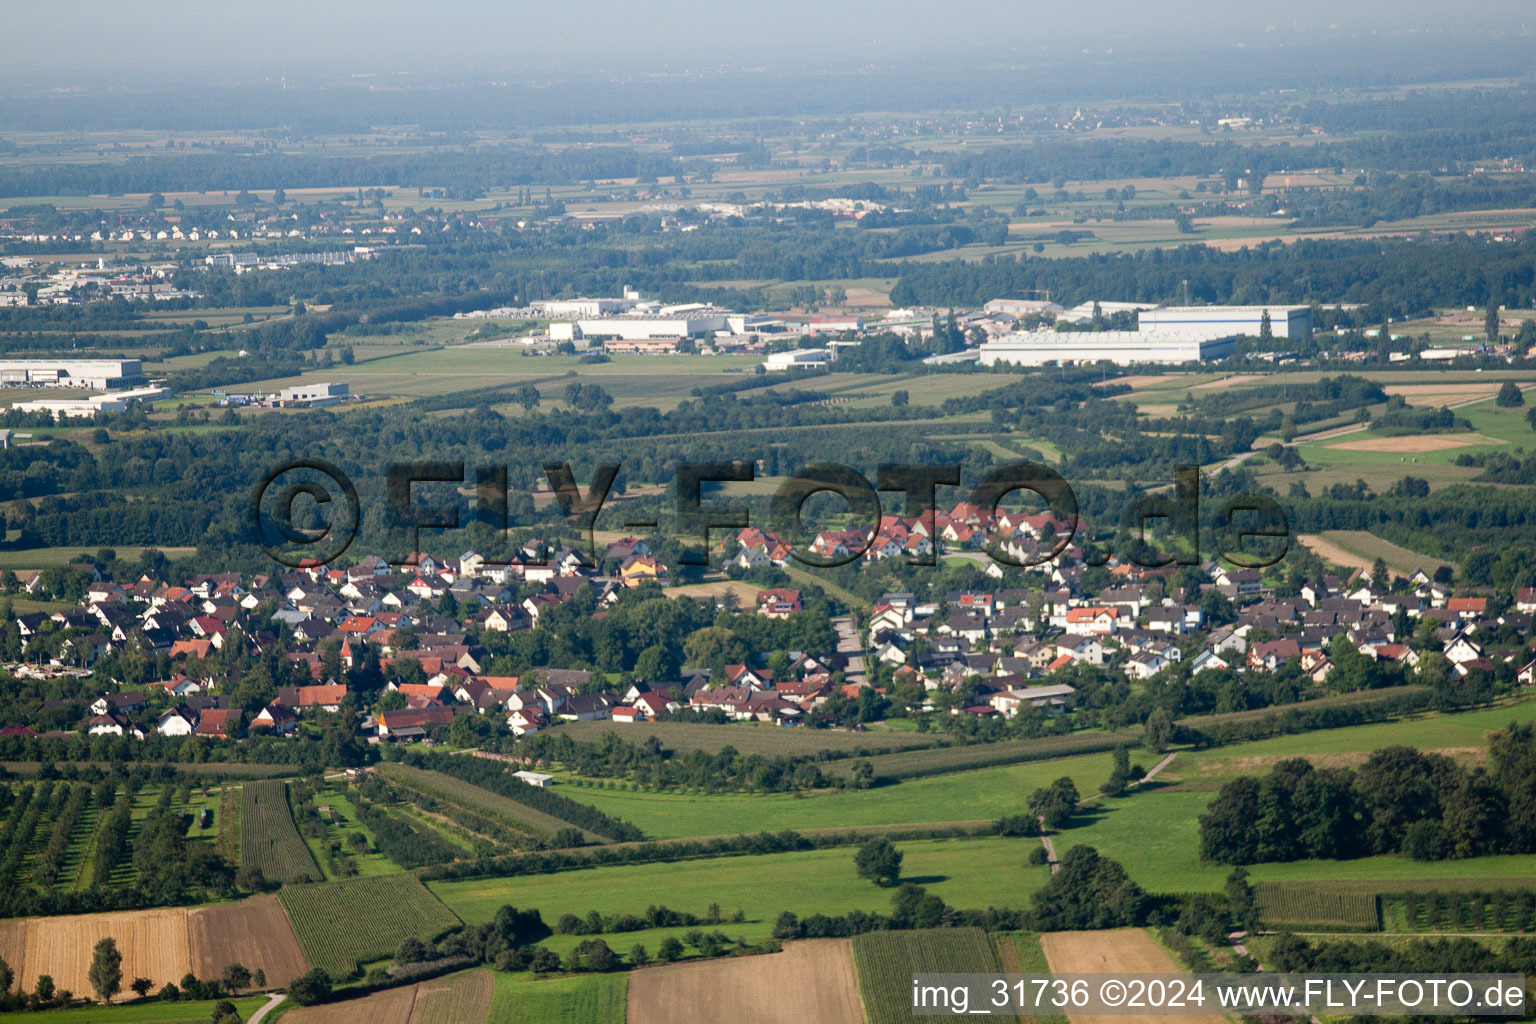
{"left": 8, "top": 0, "right": 1532, "bottom": 80}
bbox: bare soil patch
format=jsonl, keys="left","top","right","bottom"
{"left": 1297, "top": 534, "right": 1372, "bottom": 573}
{"left": 1327, "top": 433, "right": 1503, "bottom": 453}
{"left": 627, "top": 938, "right": 863, "bottom": 1024}
{"left": 285, "top": 983, "right": 418, "bottom": 1024}
{"left": 189, "top": 894, "right": 310, "bottom": 989}
{"left": 1040, "top": 929, "right": 1226, "bottom": 1024}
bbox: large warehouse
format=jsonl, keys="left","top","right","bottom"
{"left": 1137, "top": 305, "right": 1311, "bottom": 339}
{"left": 574, "top": 312, "right": 729, "bottom": 340}
{"left": 0, "top": 359, "right": 145, "bottom": 389}
{"left": 978, "top": 330, "right": 1237, "bottom": 367}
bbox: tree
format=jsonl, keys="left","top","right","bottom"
{"left": 212, "top": 1000, "right": 242, "bottom": 1024}
{"left": 854, "top": 837, "right": 903, "bottom": 887}
{"left": 1486, "top": 299, "right": 1500, "bottom": 344}
{"left": 1496, "top": 381, "right": 1524, "bottom": 407}
{"left": 1225, "top": 867, "right": 1260, "bottom": 932}
{"left": 657, "top": 936, "right": 685, "bottom": 962}
{"left": 1258, "top": 310, "right": 1273, "bottom": 343}
{"left": 1028, "top": 777, "right": 1080, "bottom": 830}
{"left": 1100, "top": 746, "right": 1133, "bottom": 797}
{"left": 1031, "top": 846, "right": 1145, "bottom": 930}
{"left": 34, "top": 975, "right": 55, "bottom": 1006}
{"left": 0, "top": 955, "right": 11, "bottom": 996}
{"left": 222, "top": 964, "right": 251, "bottom": 992}
{"left": 89, "top": 936, "right": 123, "bottom": 1004}
{"left": 891, "top": 389, "right": 909, "bottom": 407}
{"left": 287, "top": 969, "right": 332, "bottom": 1006}
{"left": 130, "top": 976, "right": 154, "bottom": 999}
{"left": 1144, "top": 707, "right": 1173, "bottom": 753}
{"left": 251, "top": 969, "right": 266, "bottom": 991}
{"left": 395, "top": 937, "right": 427, "bottom": 964}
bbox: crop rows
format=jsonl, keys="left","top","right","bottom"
{"left": 1255, "top": 884, "right": 1381, "bottom": 931}
{"left": 240, "top": 780, "right": 320, "bottom": 884}
{"left": 277, "top": 873, "right": 462, "bottom": 979}
{"left": 381, "top": 762, "right": 600, "bottom": 844}
{"left": 852, "top": 927, "right": 1002, "bottom": 1024}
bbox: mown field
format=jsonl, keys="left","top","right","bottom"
{"left": 490, "top": 969, "right": 626, "bottom": 1024}
{"left": 628, "top": 939, "right": 859, "bottom": 1024}
{"left": 430, "top": 836, "right": 1047, "bottom": 959}
{"left": 277, "top": 873, "right": 462, "bottom": 978}
{"left": 558, "top": 750, "right": 1119, "bottom": 839}
{"left": 553, "top": 720, "right": 942, "bottom": 757}
{"left": 0, "top": 997, "right": 270, "bottom": 1024}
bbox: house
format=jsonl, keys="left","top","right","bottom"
{"left": 1188, "top": 649, "right": 1229, "bottom": 675}
{"left": 275, "top": 683, "right": 348, "bottom": 713}
{"left": 756, "top": 588, "right": 802, "bottom": 618}
{"left": 88, "top": 712, "right": 133, "bottom": 737}
{"left": 196, "top": 708, "right": 241, "bottom": 739}
{"left": 1064, "top": 607, "right": 1119, "bottom": 636}
{"left": 633, "top": 691, "right": 679, "bottom": 717}
{"left": 90, "top": 690, "right": 147, "bottom": 716}
{"left": 251, "top": 703, "right": 298, "bottom": 736}
{"left": 377, "top": 706, "right": 464, "bottom": 740}
{"left": 989, "top": 683, "right": 1076, "bottom": 716}
{"left": 610, "top": 705, "right": 643, "bottom": 723}
{"left": 1447, "top": 597, "right": 1488, "bottom": 619}
{"left": 506, "top": 707, "right": 547, "bottom": 736}
{"left": 1248, "top": 638, "right": 1301, "bottom": 671}
{"left": 620, "top": 556, "right": 664, "bottom": 588}
{"left": 155, "top": 707, "right": 197, "bottom": 736}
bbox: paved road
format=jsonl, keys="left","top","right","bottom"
{"left": 248, "top": 993, "right": 286, "bottom": 1024}
{"left": 832, "top": 616, "right": 867, "bottom": 685}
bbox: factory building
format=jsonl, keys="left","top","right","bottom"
{"left": 0, "top": 359, "right": 145, "bottom": 390}
{"left": 575, "top": 312, "right": 729, "bottom": 340}
{"left": 978, "top": 331, "right": 1237, "bottom": 367}
{"left": 1137, "top": 305, "right": 1311, "bottom": 339}
{"left": 12, "top": 386, "right": 167, "bottom": 419}
{"left": 763, "top": 348, "right": 833, "bottom": 371}
{"left": 275, "top": 382, "right": 351, "bottom": 407}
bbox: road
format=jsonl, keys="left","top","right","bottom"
{"left": 832, "top": 616, "right": 867, "bottom": 686}
{"left": 248, "top": 993, "right": 286, "bottom": 1024}
{"left": 1037, "top": 816, "right": 1060, "bottom": 875}
{"left": 1136, "top": 751, "right": 1177, "bottom": 786}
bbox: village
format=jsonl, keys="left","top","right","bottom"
{"left": 2, "top": 492, "right": 1531, "bottom": 753}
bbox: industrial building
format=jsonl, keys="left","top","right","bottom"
{"left": 11, "top": 386, "right": 167, "bottom": 419}
{"left": 0, "top": 359, "right": 145, "bottom": 390}
{"left": 763, "top": 348, "right": 833, "bottom": 371}
{"left": 978, "top": 331, "right": 1237, "bottom": 367}
{"left": 1137, "top": 305, "right": 1311, "bottom": 339}
{"left": 275, "top": 382, "right": 351, "bottom": 407}
{"left": 574, "top": 312, "right": 729, "bottom": 340}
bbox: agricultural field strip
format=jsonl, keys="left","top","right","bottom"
{"left": 380, "top": 762, "right": 603, "bottom": 843}
{"left": 853, "top": 928, "right": 1005, "bottom": 1024}
{"left": 241, "top": 780, "right": 320, "bottom": 883}
{"left": 278, "top": 873, "right": 462, "bottom": 979}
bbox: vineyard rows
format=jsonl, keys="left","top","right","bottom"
{"left": 241, "top": 780, "right": 320, "bottom": 884}
{"left": 1256, "top": 884, "right": 1381, "bottom": 930}
{"left": 278, "top": 873, "right": 462, "bottom": 979}
{"left": 852, "top": 927, "right": 1002, "bottom": 1024}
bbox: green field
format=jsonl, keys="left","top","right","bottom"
{"left": 278, "top": 872, "right": 463, "bottom": 978}
{"left": 1055, "top": 789, "right": 1536, "bottom": 895}
{"left": 430, "top": 836, "right": 1048, "bottom": 956}
{"left": 1171, "top": 697, "right": 1536, "bottom": 785}
{"left": 0, "top": 997, "right": 270, "bottom": 1024}
{"left": 0, "top": 545, "right": 198, "bottom": 570}
{"left": 852, "top": 927, "right": 1003, "bottom": 1024}
{"left": 558, "top": 751, "right": 1119, "bottom": 839}
{"left": 487, "top": 969, "right": 627, "bottom": 1024}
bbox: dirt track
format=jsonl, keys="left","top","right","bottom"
{"left": 1040, "top": 929, "right": 1227, "bottom": 1024}
{"left": 628, "top": 938, "right": 863, "bottom": 1024}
